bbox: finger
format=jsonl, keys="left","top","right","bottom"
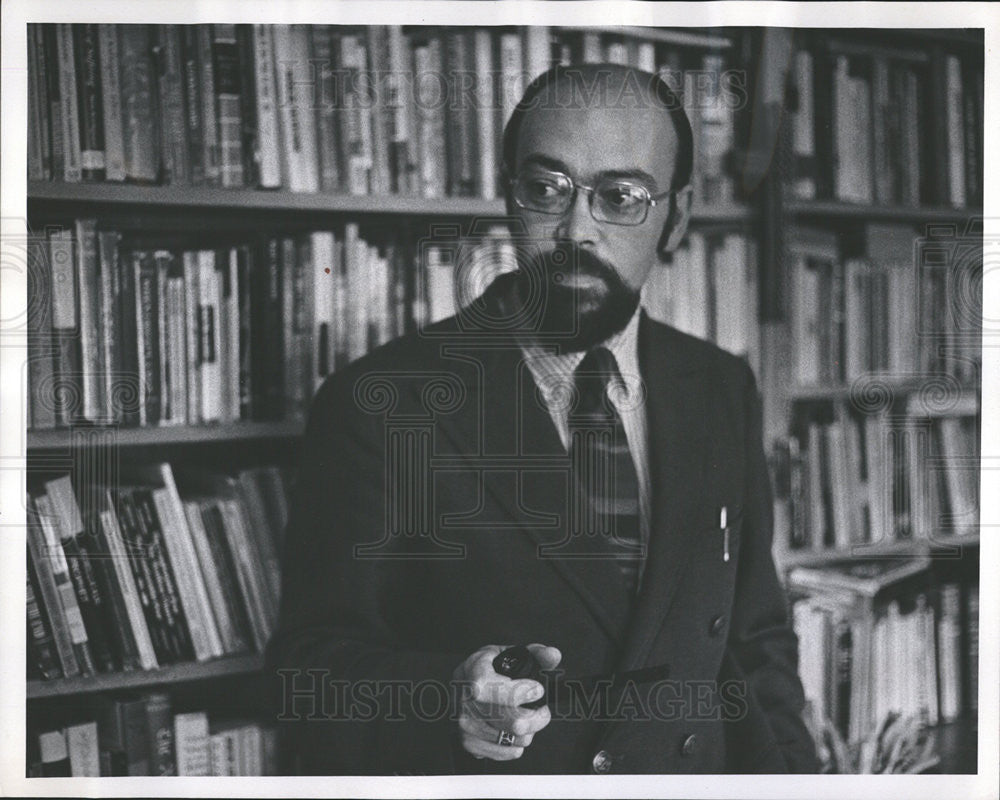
{"left": 470, "top": 673, "right": 544, "bottom": 709}
{"left": 460, "top": 732, "right": 525, "bottom": 762}
{"left": 526, "top": 643, "right": 562, "bottom": 670}
{"left": 458, "top": 713, "right": 535, "bottom": 748}
{"left": 470, "top": 699, "right": 552, "bottom": 736}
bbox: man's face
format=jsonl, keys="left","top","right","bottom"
{"left": 509, "top": 81, "right": 679, "bottom": 349}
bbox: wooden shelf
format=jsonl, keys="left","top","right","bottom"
{"left": 27, "top": 653, "right": 264, "bottom": 699}
{"left": 26, "top": 421, "right": 304, "bottom": 451}
{"left": 787, "top": 380, "right": 978, "bottom": 409}
{"left": 26, "top": 181, "right": 751, "bottom": 225}
{"left": 785, "top": 199, "right": 982, "bottom": 224}
{"left": 778, "top": 533, "right": 980, "bottom": 569}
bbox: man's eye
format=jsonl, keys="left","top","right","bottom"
{"left": 526, "top": 179, "right": 562, "bottom": 199}
{"left": 600, "top": 184, "right": 646, "bottom": 208}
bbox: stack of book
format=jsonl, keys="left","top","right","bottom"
{"left": 29, "top": 693, "right": 277, "bottom": 776}
{"left": 790, "top": 558, "right": 978, "bottom": 764}
{"left": 28, "top": 220, "right": 519, "bottom": 430}
{"left": 787, "top": 225, "right": 981, "bottom": 389}
{"left": 26, "top": 463, "right": 288, "bottom": 680}
{"left": 771, "top": 410, "right": 978, "bottom": 552}
{"left": 788, "top": 40, "right": 983, "bottom": 208}
{"left": 27, "top": 23, "right": 742, "bottom": 207}
{"left": 641, "top": 230, "right": 760, "bottom": 374}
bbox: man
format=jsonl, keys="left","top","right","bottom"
{"left": 267, "top": 63, "right": 817, "bottom": 775}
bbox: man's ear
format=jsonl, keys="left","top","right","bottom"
{"left": 657, "top": 184, "right": 694, "bottom": 255}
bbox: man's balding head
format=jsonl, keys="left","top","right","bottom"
{"left": 502, "top": 63, "right": 694, "bottom": 193}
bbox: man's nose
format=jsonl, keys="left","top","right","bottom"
{"left": 554, "top": 186, "right": 599, "bottom": 247}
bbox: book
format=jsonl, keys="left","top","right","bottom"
{"left": 153, "top": 25, "right": 189, "bottom": 185}
{"left": 96, "top": 693, "right": 149, "bottom": 775}
{"left": 49, "top": 228, "right": 80, "bottom": 425}
{"left": 179, "top": 26, "right": 206, "bottom": 185}
{"left": 273, "top": 24, "right": 320, "bottom": 192}
{"left": 75, "top": 218, "right": 106, "bottom": 422}
{"left": 789, "top": 556, "right": 931, "bottom": 598}
{"left": 212, "top": 24, "right": 245, "bottom": 187}
{"left": 196, "top": 25, "right": 221, "bottom": 185}
{"left": 133, "top": 249, "right": 163, "bottom": 425}
{"left": 412, "top": 34, "right": 447, "bottom": 199}
{"left": 55, "top": 24, "right": 82, "bottom": 182}
{"left": 66, "top": 721, "right": 100, "bottom": 777}
{"left": 251, "top": 25, "right": 282, "bottom": 188}
{"left": 38, "top": 730, "right": 71, "bottom": 777}
{"left": 97, "top": 25, "right": 125, "bottom": 181}
{"left": 33, "top": 491, "right": 97, "bottom": 675}
{"left": 26, "top": 553, "right": 62, "bottom": 680}
{"left": 27, "top": 495, "right": 79, "bottom": 676}
{"left": 310, "top": 26, "right": 341, "bottom": 193}
{"left": 174, "top": 711, "right": 211, "bottom": 776}
{"left": 119, "top": 25, "right": 159, "bottom": 182}
{"left": 72, "top": 24, "right": 106, "bottom": 181}
{"left": 145, "top": 691, "right": 177, "bottom": 775}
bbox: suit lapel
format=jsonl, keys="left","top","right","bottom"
{"left": 616, "top": 314, "right": 714, "bottom": 672}
{"left": 432, "top": 335, "right": 633, "bottom": 644}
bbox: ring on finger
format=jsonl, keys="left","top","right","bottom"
{"left": 497, "top": 729, "right": 516, "bottom": 747}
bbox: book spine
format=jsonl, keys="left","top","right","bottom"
{"left": 116, "top": 243, "right": 140, "bottom": 426}
{"left": 174, "top": 711, "right": 210, "bottom": 776}
{"left": 153, "top": 251, "right": 172, "bottom": 424}
{"left": 97, "top": 25, "right": 125, "bottom": 181}
{"left": 98, "top": 231, "right": 122, "bottom": 423}
{"left": 26, "top": 554, "right": 63, "bottom": 679}
{"left": 118, "top": 25, "right": 159, "bottom": 183}
{"left": 34, "top": 493, "right": 97, "bottom": 674}
{"left": 145, "top": 692, "right": 177, "bottom": 775}
{"left": 311, "top": 26, "right": 341, "bottom": 192}
{"left": 311, "top": 230, "right": 336, "bottom": 390}
{"left": 196, "top": 25, "right": 221, "bottom": 185}
{"left": 48, "top": 228, "right": 81, "bottom": 425}
{"left": 183, "top": 502, "right": 243, "bottom": 654}
{"left": 198, "top": 249, "right": 222, "bottom": 423}
{"left": 251, "top": 25, "right": 282, "bottom": 188}
{"left": 71, "top": 24, "right": 105, "bottom": 181}
{"left": 116, "top": 490, "right": 176, "bottom": 664}
{"left": 98, "top": 502, "right": 159, "bottom": 670}
{"left": 133, "top": 488, "right": 195, "bottom": 661}
{"left": 474, "top": 30, "right": 497, "bottom": 200}
{"left": 27, "top": 496, "right": 79, "bottom": 676}
{"left": 56, "top": 24, "right": 82, "bottom": 182}
{"left": 236, "top": 245, "right": 254, "bottom": 419}
{"left": 338, "top": 34, "right": 373, "bottom": 195}
{"left": 182, "top": 251, "right": 202, "bottom": 423}
{"left": 134, "top": 250, "right": 162, "bottom": 425}
{"left": 43, "top": 25, "right": 65, "bottom": 180}
{"left": 366, "top": 26, "right": 392, "bottom": 196}
{"left": 199, "top": 502, "right": 254, "bottom": 653}
{"left": 212, "top": 24, "right": 245, "bottom": 187}
{"left": 260, "top": 238, "right": 284, "bottom": 417}
{"left": 75, "top": 218, "right": 105, "bottom": 422}
{"left": 179, "top": 26, "right": 206, "bottom": 185}
{"left": 28, "top": 26, "right": 50, "bottom": 180}
{"left": 387, "top": 26, "right": 413, "bottom": 193}
{"left": 66, "top": 721, "right": 100, "bottom": 777}
{"left": 944, "top": 54, "right": 966, "bottom": 208}
{"left": 153, "top": 26, "right": 189, "bottom": 185}
{"left": 445, "top": 31, "right": 478, "bottom": 197}
{"left": 231, "top": 24, "right": 259, "bottom": 187}
{"left": 26, "top": 215, "right": 56, "bottom": 430}
{"left": 151, "top": 487, "right": 218, "bottom": 660}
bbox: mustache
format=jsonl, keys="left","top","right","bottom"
{"left": 534, "top": 244, "right": 621, "bottom": 287}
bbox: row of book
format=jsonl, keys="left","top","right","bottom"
{"left": 771, "top": 411, "right": 978, "bottom": 552}
{"left": 788, "top": 224, "right": 981, "bottom": 389}
{"left": 27, "top": 219, "right": 514, "bottom": 430}
{"left": 26, "top": 463, "right": 288, "bottom": 680}
{"left": 29, "top": 693, "right": 276, "bottom": 776}
{"left": 791, "top": 558, "right": 978, "bottom": 764}
{"left": 789, "top": 40, "right": 983, "bottom": 208}
{"left": 27, "top": 23, "right": 742, "bottom": 206}
{"left": 642, "top": 230, "right": 760, "bottom": 376}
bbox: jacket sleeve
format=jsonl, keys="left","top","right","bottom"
{"left": 265, "top": 373, "right": 468, "bottom": 775}
{"left": 723, "top": 361, "right": 819, "bottom": 774}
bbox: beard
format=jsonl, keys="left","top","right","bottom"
{"left": 506, "top": 241, "right": 641, "bottom": 352}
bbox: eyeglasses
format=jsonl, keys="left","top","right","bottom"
{"left": 509, "top": 166, "right": 674, "bottom": 227}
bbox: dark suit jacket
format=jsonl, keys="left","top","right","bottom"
{"left": 266, "top": 281, "right": 818, "bottom": 775}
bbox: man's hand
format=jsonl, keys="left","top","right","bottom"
{"left": 454, "top": 643, "right": 562, "bottom": 761}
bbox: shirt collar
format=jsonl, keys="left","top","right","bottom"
{"left": 521, "top": 306, "right": 644, "bottom": 403}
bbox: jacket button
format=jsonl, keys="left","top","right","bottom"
{"left": 709, "top": 615, "right": 726, "bottom": 637}
{"left": 592, "top": 750, "right": 613, "bottom": 773}
{"left": 680, "top": 734, "right": 698, "bottom": 756}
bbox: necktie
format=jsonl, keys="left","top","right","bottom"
{"left": 569, "top": 347, "right": 644, "bottom": 595}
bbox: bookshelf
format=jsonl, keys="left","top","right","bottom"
{"left": 22, "top": 21, "right": 981, "bottom": 777}
{"left": 760, "top": 27, "right": 983, "bottom": 774}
